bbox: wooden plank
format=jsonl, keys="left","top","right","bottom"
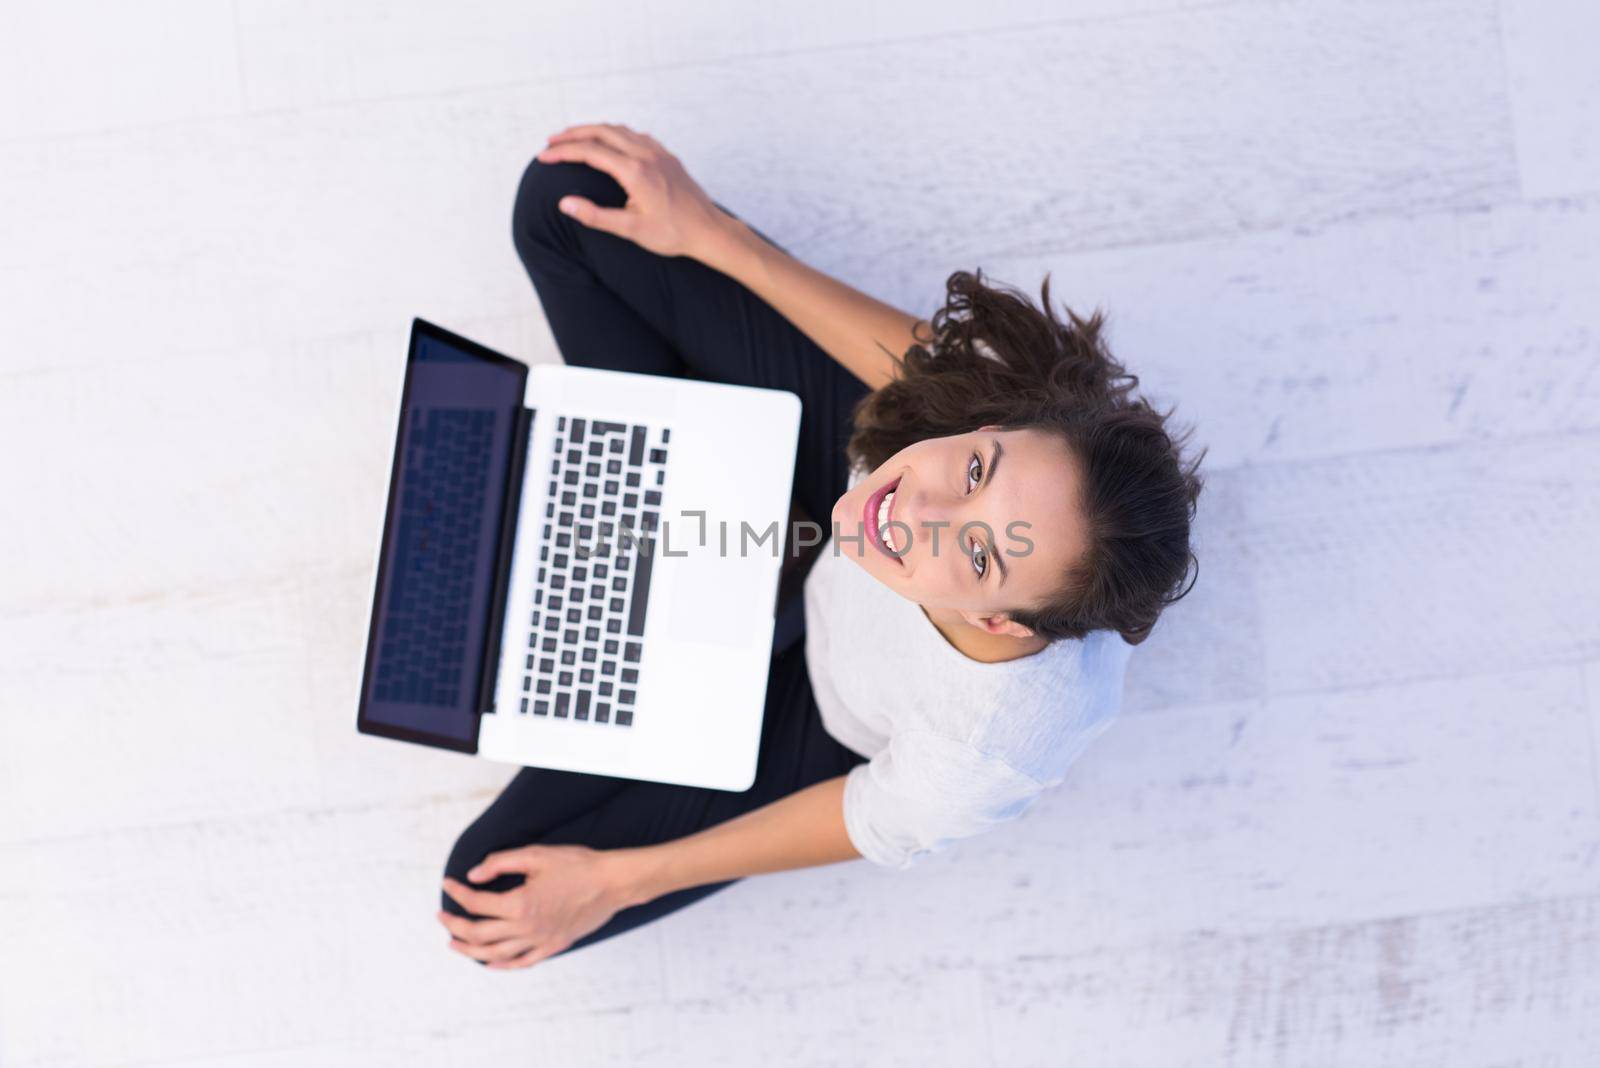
{"left": 1500, "top": 0, "right": 1600, "bottom": 199}
{"left": 1243, "top": 432, "right": 1600, "bottom": 693}
{"left": 981, "top": 893, "right": 1600, "bottom": 1066}
{"left": 232, "top": 0, "right": 1243, "bottom": 114}
{"left": 0, "top": 0, "right": 242, "bottom": 142}
{"left": 0, "top": 2, "right": 1515, "bottom": 367}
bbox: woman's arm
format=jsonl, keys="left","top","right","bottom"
{"left": 693, "top": 212, "right": 929, "bottom": 392}
{"left": 537, "top": 124, "right": 925, "bottom": 391}
{"left": 604, "top": 774, "right": 860, "bottom": 907}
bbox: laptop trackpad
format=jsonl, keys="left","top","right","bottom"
{"left": 667, "top": 552, "right": 769, "bottom": 646}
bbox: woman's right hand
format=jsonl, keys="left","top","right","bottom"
{"left": 534, "top": 123, "right": 733, "bottom": 261}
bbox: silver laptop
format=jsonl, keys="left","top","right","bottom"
{"left": 357, "top": 318, "right": 800, "bottom": 791}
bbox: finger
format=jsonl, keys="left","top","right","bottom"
{"left": 436, "top": 909, "right": 520, "bottom": 946}
{"left": 546, "top": 123, "right": 650, "bottom": 157}
{"left": 449, "top": 935, "right": 537, "bottom": 964}
{"left": 535, "top": 139, "right": 641, "bottom": 184}
{"left": 488, "top": 940, "right": 570, "bottom": 970}
{"left": 464, "top": 848, "right": 531, "bottom": 884}
{"left": 441, "top": 876, "right": 516, "bottom": 919}
{"left": 553, "top": 196, "right": 636, "bottom": 240}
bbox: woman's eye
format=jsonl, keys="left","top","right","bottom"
{"left": 970, "top": 540, "right": 988, "bottom": 579}
{"left": 966, "top": 453, "right": 983, "bottom": 493}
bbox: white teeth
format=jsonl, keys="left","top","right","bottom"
{"left": 877, "top": 490, "right": 897, "bottom": 553}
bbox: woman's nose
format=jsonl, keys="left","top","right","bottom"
{"left": 902, "top": 491, "right": 958, "bottom": 551}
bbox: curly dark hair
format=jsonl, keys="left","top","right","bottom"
{"left": 846, "top": 268, "right": 1205, "bottom": 646}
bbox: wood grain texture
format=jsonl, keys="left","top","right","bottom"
{"left": 981, "top": 892, "right": 1600, "bottom": 1067}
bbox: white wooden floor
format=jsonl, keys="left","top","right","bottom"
{"left": 2, "top": 1, "right": 1597, "bottom": 1065}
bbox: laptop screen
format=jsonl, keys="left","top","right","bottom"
{"left": 357, "top": 320, "right": 528, "bottom": 752}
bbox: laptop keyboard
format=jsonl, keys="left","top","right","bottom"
{"left": 375, "top": 407, "right": 497, "bottom": 706}
{"left": 516, "top": 416, "right": 672, "bottom": 727}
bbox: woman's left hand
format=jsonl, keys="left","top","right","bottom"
{"left": 438, "top": 844, "right": 634, "bottom": 970}
{"left": 534, "top": 122, "right": 731, "bottom": 260}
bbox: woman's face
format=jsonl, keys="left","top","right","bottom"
{"left": 829, "top": 425, "right": 1089, "bottom": 633}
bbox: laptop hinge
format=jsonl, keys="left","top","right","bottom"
{"left": 477, "top": 404, "right": 535, "bottom": 715}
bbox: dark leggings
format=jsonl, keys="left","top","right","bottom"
{"left": 440, "top": 155, "right": 872, "bottom": 960}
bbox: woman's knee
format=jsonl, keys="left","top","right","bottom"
{"left": 441, "top": 822, "right": 526, "bottom": 914}
{"left": 512, "top": 156, "right": 627, "bottom": 257}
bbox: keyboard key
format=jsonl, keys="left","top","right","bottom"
{"left": 626, "top": 544, "right": 652, "bottom": 636}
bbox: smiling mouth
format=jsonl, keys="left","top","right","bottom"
{"left": 864, "top": 476, "right": 904, "bottom": 565}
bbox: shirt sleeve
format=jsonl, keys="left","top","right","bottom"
{"left": 842, "top": 728, "right": 1047, "bottom": 871}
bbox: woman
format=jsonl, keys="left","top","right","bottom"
{"left": 437, "top": 123, "right": 1204, "bottom": 970}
